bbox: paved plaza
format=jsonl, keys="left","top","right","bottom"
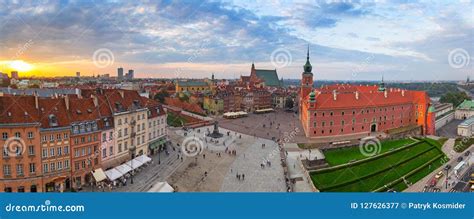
{"left": 167, "top": 125, "right": 287, "bottom": 192}
{"left": 217, "top": 110, "right": 307, "bottom": 143}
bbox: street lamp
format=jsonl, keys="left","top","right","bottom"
{"left": 445, "top": 168, "right": 449, "bottom": 190}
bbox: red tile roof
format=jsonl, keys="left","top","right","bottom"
{"left": 306, "top": 85, "right": 429, "bottom": 110}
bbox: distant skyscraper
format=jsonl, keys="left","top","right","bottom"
{"left": 118, "top": 67, "right": 124, "bottom": 80}
{"left": 76, "top": 72, "right": 80, "bottom": 77}
{"left": 10, "top": 71, "right": 18, "bottom": 80}
{"left": 128, "top": 69, "right": 134, "bottom": 79}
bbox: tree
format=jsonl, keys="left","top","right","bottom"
{"left": 153, "top": 90, "right": 170, "bottom": 103}
{"left": 439, "top": 91, "right": 471, "bottom": 107}
{"left": 178, "top": 92, "right": 190, "bottom": 102}
{"left": 285, "top": 97, "right": 294, "bottom": 109}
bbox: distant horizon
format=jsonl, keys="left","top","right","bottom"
{"left": 6, "top": 73, "right": 471, "bottom": 83}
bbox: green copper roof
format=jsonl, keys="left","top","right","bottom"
{"left": 304, "top": 45, "right": 312, "bottom": 73}
{"left": 428, "top": 105, "right": 435, "bottom": 113}
{"left": 255, "top": 69, "right": 281, "bottom": 87}
{"left": 457, "top": 99, "right": 474, "bottom": 110}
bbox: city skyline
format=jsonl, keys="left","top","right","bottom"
{"left": 0, "top": 1, "right": 472, "bottom": 80}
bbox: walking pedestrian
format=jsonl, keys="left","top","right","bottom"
{"left": 242, "top": 174, "right": 245, "bottom": 181}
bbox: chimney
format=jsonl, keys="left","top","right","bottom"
{"left": 333, "top": 90, "right": 337, "bottom": 101}
{"left": 384, "top": 90, "right": 388, "bottom": 98}
{"left": 34, "top": 91, "right": 39, "bottom": 109}
{"left": 65, "top": 95, "right": 70, "bottom": 110}
{"left": 92, "top": 94, "right": 98, "bottom": 107}
{"left": 355, "top": 91, "right": 359, "bottom": 100}
{"left": 401, "top": 90, "right": 405, "bottom": 97}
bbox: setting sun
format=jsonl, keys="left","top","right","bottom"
{"left": 10, "top": 60, "right": 33, "bottom": 72}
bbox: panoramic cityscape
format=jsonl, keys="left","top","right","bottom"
{"left": 0, "top": 1, "right": 472, "bottom": 195}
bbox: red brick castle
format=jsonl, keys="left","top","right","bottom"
{"left": 299, "top": 47, "right": 435, "bottom": 140}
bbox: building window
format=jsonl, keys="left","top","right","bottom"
{"left": 341, "top": 120, "right": 345, "bottom": 126}
{"left": 57, "top": 161, "right": 62, "bottom": 170}
{"left": 57, "top": 134, "right": 62, "bottom": 141}
{"left": 109, "top": 146, "right": 113, "bottom": 156}
{"left": 330, "top": 112, "right": 333, "bottom": 116}
{"left": 43, "top": 163, "right": 49, "bottom": 173}
{"left": 28, "top": 145, "right": 34, "bottom": 156}
{"left": 16, "top": 146, "right": 22, "bottom": 156}
{"left": 322, "top": 122, "right": 325, "bottom": 127}
{"left": 29, "top": 163, "right": 35, "bottom": 174}
{"left": 109, "top": 131, "right": 113, "bottom": 140}
{"left": 102, "top": 148, "right": 107, "bottom": 158}
{"left": 15, "top": 132, "right": 21, "bottom": 138}
{"left": 64, "top": 133, "right": 69, "bottom": 139}
{"left": 50, "top": 148, "right": 55, "bottom": 157}
{"left": 102, "top": 133, "right": 106, "bottom": 142}
{"left": 57, "top": 147, "right": 62, "bottom": 156}
{"left": 64, "top": 146, "right": 69, "bottom": 155}
{"left": 3, "top": 165, "right": 11, "bottom": 176}
{"left": 17, "top": 164, "right": 24, "bottom": 176}
{"left": 2, "top": 132, "right": 7, "bottom": 140}
{"left": 49, "top": 135, "right": 54, "bottom": 142}
{"left": 65, "top": 160, "right": 70, "bottom": 169}
{"left": 28, "top": 132, "right": 34, "bottom": 139}
{"left": 341, "top": 111, "right": 345, "bottom": 116}
{"left": 118, "top": 143, "right": 122, "bottom": 152}
{"left": 42, "top": 148, "right": 48, "bottom": 158}
{"left": 50, "top": 163, "right": 55, "bottom": 172}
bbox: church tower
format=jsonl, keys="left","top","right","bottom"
{"left": 300, "top": 45, "right": 314, "bottom": 103}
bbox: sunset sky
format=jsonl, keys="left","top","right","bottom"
{"left": 0, "top": 0, "right": 472, "bottom": 80}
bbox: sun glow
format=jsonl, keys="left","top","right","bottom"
{"left": 10, "top": 60, "right": 33, "bottom": 72}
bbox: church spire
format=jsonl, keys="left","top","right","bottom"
{"left": 304, "top": 44, "right": 312, "bottom": 73}
{"left": 378, "top": 74, "right": 386, "bottom": 91}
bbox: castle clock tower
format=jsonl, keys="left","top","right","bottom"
{"left": 300, "top": 45, "right": 314, "bottom": 105}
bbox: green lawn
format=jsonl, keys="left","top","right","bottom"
{"left": 323, "top": 138, "right": 416, "bottom": 166}
{"left": 424, "top": 137, "right": 447, "bottom": 149}
{"left": 454, "top": 138, "right": 474, "bottom": 153}
{"left": 324, "top": 149, "right": 441, "bottom": 192}
{"left": 311, "top": 139, "right": 445, "bottom": 192}
{"left": 391, "top": 156, "right": 447, "bottom": 191}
